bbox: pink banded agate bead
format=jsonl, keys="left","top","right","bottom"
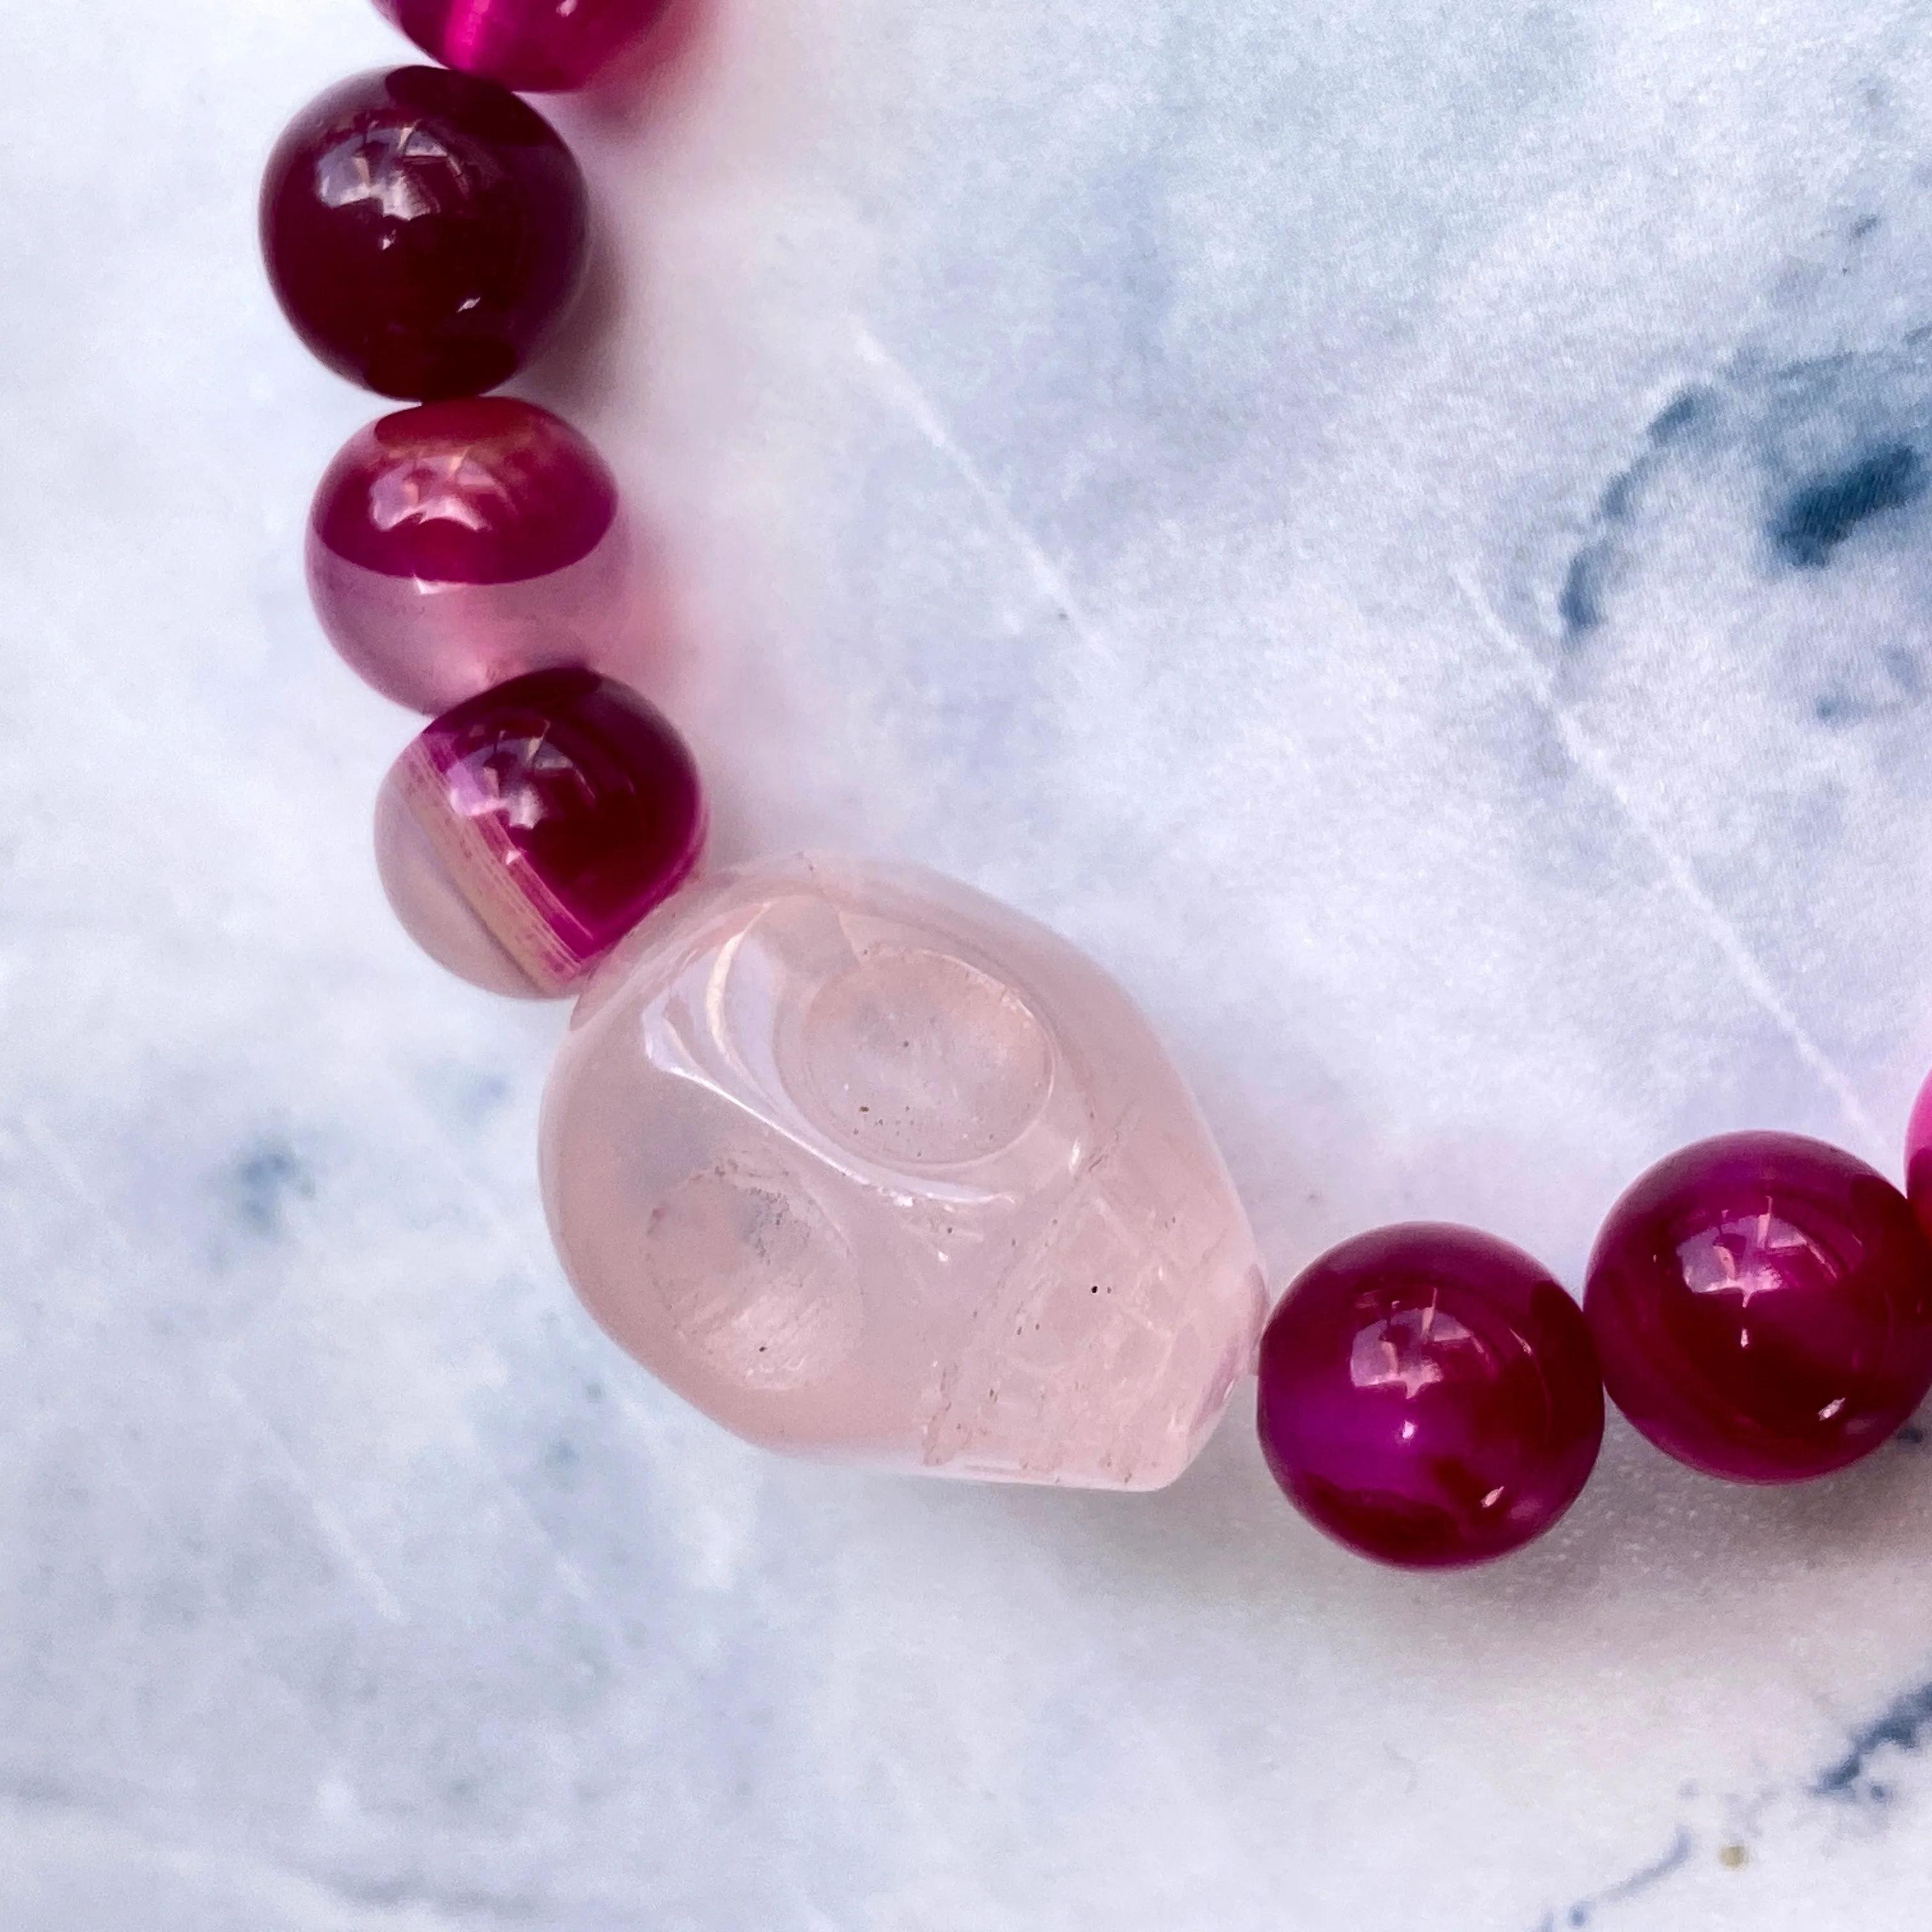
{"left": 1585, "top": 1132, "right": 1932, "bottom": 1482}
{"left": 261, "top": 68, "right": 587, "bottom": 400}
{"left": 376, "top": 668, "right": 704, "bottom": 997}
{"left": 310, "top": 399, "right": 627, "bottom": 714}
{"left": 539, "top": 854, "right": 1267, "bottom": 1489}
{"left": 1255, "top": 1225, "right": 1604, "bottom": 1568}
{"left": 374, "top": 0, "right": 676, "bottom": 93}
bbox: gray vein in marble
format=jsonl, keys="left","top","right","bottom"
{"left": 1535, "top": 1827, "right": 1696, "bottom": 1931}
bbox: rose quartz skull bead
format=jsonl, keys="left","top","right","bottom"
{"left": 540, "top": 854, "right": 1266, "bottom": 1489}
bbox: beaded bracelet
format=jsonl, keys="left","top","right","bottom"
{"left": 259, "top": 1, "right": 1932, "bottom": 1572}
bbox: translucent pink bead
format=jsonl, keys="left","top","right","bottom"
{"left": 1255, "top": 1225, "right": 1604, "bottom": 1568}
{"left": 309, "top": 399, "right": 626, "bottom": 714}
{"left": 1586, "top": 1132, "right": 1932, "bottom": 1482}
{"left": 373, "top": 0, "right": 675, "bottom": 92}
{"left": 260, "top": 68, "right": 586, "bottom": 399}
{"left": 376, "top": 668, "right": 703, "bottom": 997}
{"left": 539, "top": 854, "right": 1266, "bottom": 1488}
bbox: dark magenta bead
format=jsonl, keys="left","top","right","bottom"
{"left": 1904, "top": 1070, "right": 1932, "bottom": 1242}
{"left": 1256, "top": 1225, "right": 1604, "bottom": 1568}
{"left": 374, "top": 0, "right": 675, "bottom": 93}
{"left": 1585, "top": 1132, "right": 1932, "bottom": 1483}
{"left": 309, "top": 399, "right": 624, "bottom": 713}
{"left": 260, "top": 68, "right": 588, "bottom": 399}
{"left": 375, "top": 668, "right": 705, "bottom": 997}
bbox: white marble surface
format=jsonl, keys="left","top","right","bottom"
{"left": 9, "top": 0, "right": 1932, "bottom": 1923}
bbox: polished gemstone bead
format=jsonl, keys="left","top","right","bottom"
{"left": 1585, "top": 1132, "right": 1932, "bottom": 1482}
{"left": 1905, "top": 1070, "right": 1932, "bottom": 1242}
{"left": 310, "top": 399, "right": 625, "bottom": 714}
{"left": 1255, "top": 1225, "right": 1603, "bottom": 1567}
{"left": 376, "top": 668, "right": 703, "bottom": 996}
{"left": 539, "top": 854, "right": 1266, "bottom": 1488}
{"left": 260, "top": 68, "right": 587, "bottom": 399}
{"left": 374, "top": 0, "right": 675, "bottom": 93}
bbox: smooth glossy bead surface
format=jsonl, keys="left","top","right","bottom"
{"left": 1585, "top": 1132, "right": 1932, "bottom": 1483}
{"left": 376, "top": 668, "right": 703, "bottom": 996}
{"left": 1255, "top": 1225, "right": 1603, "bottom": 1568}
{"left": 374, "top": 0, "right": 675, "bottom": 92}
{"left": 539, "top": 854, "right": 1266, "bottom": 1489}
{"left": 309, "top": 399, "right": 625, "bottom": 713}
{"left": 261, "top": 68, "right": 587, "bottom": 399}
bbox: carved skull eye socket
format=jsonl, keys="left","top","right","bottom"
{"left": 799, "top": 945, "right": 1055, "bottom": 1167}
{"left": 647, "top": 1167, "right": 862, "bottom": 1392}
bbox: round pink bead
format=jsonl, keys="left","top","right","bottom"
{"left": 1256, "top": 1224, "right": 1604, "bottom": 1568}
{"left": 261, "top": 68, "right": 587, "bottom": 399}
{"left": 373, "top": 0, "right": 675, "bottom": 93}
{"left": 1585, "top": 1132, "right": 1932, "bottom": 1483}
{"left": 309, "top": 399, "right": 626, "bottom": 714}
{"left": 376, "top": 668, "right": 704, "bottom": 997}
